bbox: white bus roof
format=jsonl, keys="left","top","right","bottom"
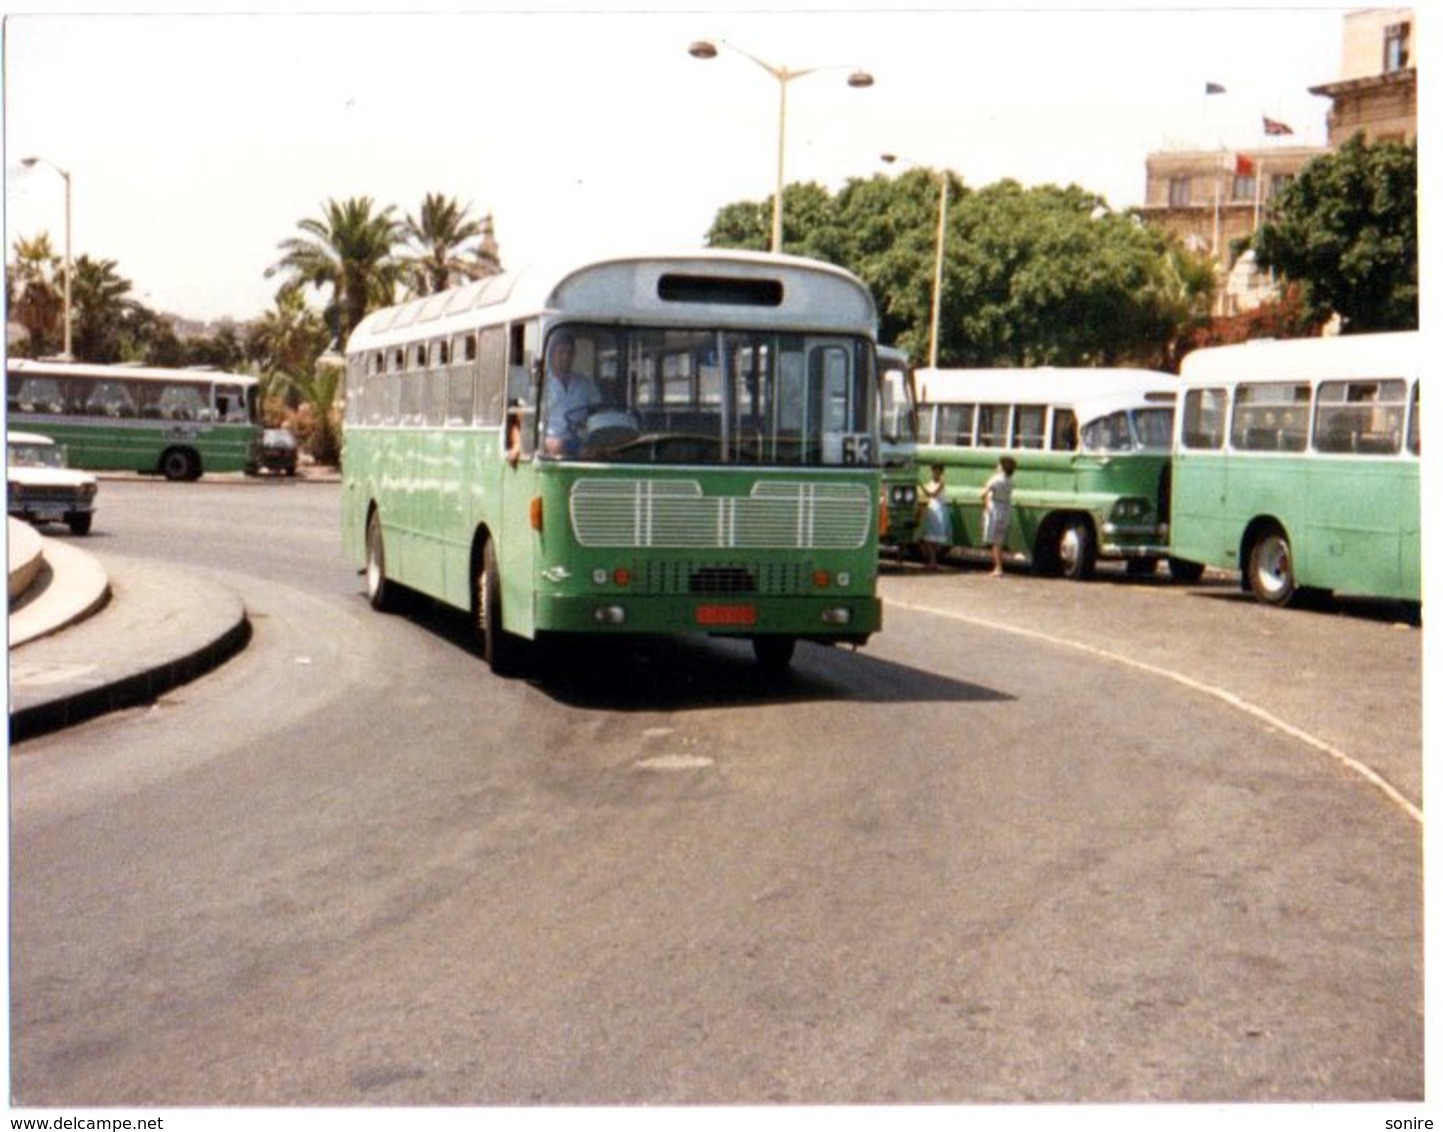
{"left": 7, "top": 358, "right": 258, "bottom": 386}
{"left": 1178, "top": 331, "right": 1420, "bottom": 384}
{"left": 915, "top": 366, "right": 1178, "bottom": 408}
{"left": 346, "top": 249, "right": 878, "bottom": 353}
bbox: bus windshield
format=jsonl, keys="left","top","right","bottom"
{"left": 538, "top": 324, "right": 876, "bottom": 467}
{"left": 1081, "top": 406, "right": 1174, "bottom": 452}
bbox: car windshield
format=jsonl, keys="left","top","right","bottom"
{"left": 7, "top": 442, "right": 65, "bottom": 469}
{"left": 535, "top": 324, "right": 877, "bottom": 466}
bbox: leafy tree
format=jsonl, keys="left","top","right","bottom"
{"left": 400, "top": 193, "right": 502, "bottom": 295}
{"left": 6, "top": 233, "right": 64, "bottom": 357}
{"left": 269, "top": 197, "right": 402, "bottom": 340}
{"left": 709, "top": 173, "right": 1208, "bottom": 368}
{"left": 1252, "top": 135, "right": 1417, "bottom": 332}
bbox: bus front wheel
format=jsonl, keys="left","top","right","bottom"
{"left": 477, "top": 539, "right": 524, "bottom": 676}
{"left": 1247, "top": 525, "right": 1296, "bottom": 606}
{"left": 752, "top": 636, "right": 796, "bottom": 674}
{"left": 1057, "top": 518, "right": 1096, "bottom": 581}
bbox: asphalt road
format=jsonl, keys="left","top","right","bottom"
{"left": 8, "top": 476, "right": 1424, "bottom": 1109}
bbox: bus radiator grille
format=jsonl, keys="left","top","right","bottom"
{"left": 637, "top": 560, "right": 807, "bottom": 596}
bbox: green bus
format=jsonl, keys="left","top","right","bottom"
{"left": 5, "top": 358, "right": 261, "bottom": 480}
{"left": 1172, "top": 331, "right": 1420, "bottom": 607}
{"left": 877, "top": 345, "right": 920, "bottom": 551}
{"left": 914, "top": 366, "right": 1197, "bottom": 580}
{"left": 341, "top": 250, "right": 885, "bottom": 674}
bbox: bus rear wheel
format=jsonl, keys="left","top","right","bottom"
{"left": 1247, "top": 525, "right": 1296, "bottom": 606}
{"left": 476, "top": 538, "right": 524, "bottom": 676}
{"left": 161, "top": 447, "right": 201, "bottom": 481}
{"left": 1167, "top": 556, "right": 1206, "bottom": 584}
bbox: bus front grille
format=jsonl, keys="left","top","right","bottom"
{"left": 571, "top": 478, "right": 872, "bottom": 550}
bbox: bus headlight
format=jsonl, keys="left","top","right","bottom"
{"left": 1109, "top": 497, "right": 1151, "bottom": 522}
{"left": 594, "top": 605, "right": 627, "bottom": 625}
{"left": 821, "top": 607, "right": 852, "bottom": 626}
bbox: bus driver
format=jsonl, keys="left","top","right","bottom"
{"left": 541, "top": 332, "right": 602, "bottom": 457}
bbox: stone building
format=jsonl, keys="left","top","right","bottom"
{"left": 1138, "top": 7, "right": 1416, "bottom": 314}
{"left": 1309, "top": 8, "right": 1417, "bottom": 145}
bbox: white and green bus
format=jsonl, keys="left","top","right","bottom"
{"left": 914, "top": 367, "right": 1197, "bottom": 580}
{"left": 1172, "top": 331, "right": 1420, "bottom": 607}
{"left": 5, "top": 358, "right": 261, "bottom": 480}
{"left": 877, "top": 345, "right": 920, "bottom": 551}
{"left": 342, "top": 250, "right": 885, "bottom": 674}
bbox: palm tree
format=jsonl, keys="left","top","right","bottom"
{"left": 71, "top": 254, "right": 134, "bottom": 362}
{"left": 247, "top": 284, "right": 330, "bottom": 410}
{"left": 268, "top": 197, "right": 401, "bottom": 340}
{"left": 400, "top": 192, "right": 503, "bottom": 295}
{"left": 7, "top": 234, "right": 64, "bottom": 356}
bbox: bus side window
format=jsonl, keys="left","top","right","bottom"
{"left": 475, "top": 326, "right": 507, "bottom": 427}
{"left": 1181, "top": 388, "right": 1226, "bottom": 449}
{"left": 1409, "top": 382, "right": 1420, "bottom": 456}
{"left": 1051, "top": 408, "right": 1078, "bottom": 451}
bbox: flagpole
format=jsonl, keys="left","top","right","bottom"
{"left": 1254, "top": 156, "right": 1263, "bottom": 231}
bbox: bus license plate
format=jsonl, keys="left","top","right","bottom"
{"left": 696, "top": 604, "right": 757, "bottom": 627}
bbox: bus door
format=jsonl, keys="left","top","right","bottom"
{"left": 500, "top": 321, "right": 540, "bottom": 638}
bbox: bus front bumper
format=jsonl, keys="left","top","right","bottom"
{"left": 535, "top": 593, "right": 882, "bottom": 645}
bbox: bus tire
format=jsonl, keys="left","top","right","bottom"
{"left": 477, "top": 538, "right": 524, "bottom": 676}
{"left": 161, "top": 447, "right": 201, "bottom": 482}
{"left": 1246, "top": 524, "right": 1296, "bottom": 606}
{"left": 364, "top": 510, "right": 401, "bottom": 612}
{"left": 1057, "top": 518, "right": 1096, "bottom": 581}
{"left": 1167, "top": 556, "right": 1206, "bottom": 584}
{"left": 752, "top": 636, "right": 796, "bottom": 673}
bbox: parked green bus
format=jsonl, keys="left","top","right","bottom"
{"left": 877, "top": 345, "right": 920, "bottom": 551}
{"left": 1172, "top": 331, "right": 1420, "bottom": 607}
{"left": 342, "top": 250, "right": 884, "bottom": 674}
{"left": 914, "top": 367, "right": 1196, "bottom": 580}
{"left": 5, "top": 359, "right": 261, "bottom": 480}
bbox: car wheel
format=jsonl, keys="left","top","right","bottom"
{"left": 66, "top": 512, "right": 93, "bottom": 536}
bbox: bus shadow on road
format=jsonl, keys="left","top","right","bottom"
{"left": 530, "top": 634, "right": 1013, "bottom": 712}
{"left": 398, "top": 597, "right": 1010, "bottom": 711}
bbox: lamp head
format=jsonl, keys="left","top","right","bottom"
{"left": 847, "top": 70, "right": 874, "bottom": 88}
{"left": 688, "top": 40, "right": 718, "bottom": 60}
{"left": 880, "top": 153, "right": 898, "bottom": 165}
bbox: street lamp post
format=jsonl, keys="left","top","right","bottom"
{"left": 882, "top": 153, "right": 948, "bottom": 369}
{"left": 689, "top": 39, "right": 873, "bottom": 254}
{"left": 21, "top": 155, "right": 73, "bottom": 360}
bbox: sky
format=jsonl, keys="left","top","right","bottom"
{"left": 0, "top": 4, "right": 1385, "bottom": 325}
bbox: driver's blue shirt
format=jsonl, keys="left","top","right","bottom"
{"left": 543, "top": 371, "right": 603, "bottom": 455}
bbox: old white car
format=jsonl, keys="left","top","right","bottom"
{"left": 6, "top": 431, "right": 98, "bottom": 535}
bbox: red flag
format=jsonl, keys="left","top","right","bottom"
{"left": 1235, "top": 154, "right": 1255, "bottom": 177}
{"left": 1262, "top": 116, "right": 1294, "bottom": 136}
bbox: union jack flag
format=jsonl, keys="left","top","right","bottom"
{"left": 1262, "top": 116, "right": 1294, "bottom": 136}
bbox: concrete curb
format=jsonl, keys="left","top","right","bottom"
{"left": 8, "top": 534, "right": 113, "bottom": 648}
{"left": 8, "top": 555, "right": 251, "bottom": 743}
